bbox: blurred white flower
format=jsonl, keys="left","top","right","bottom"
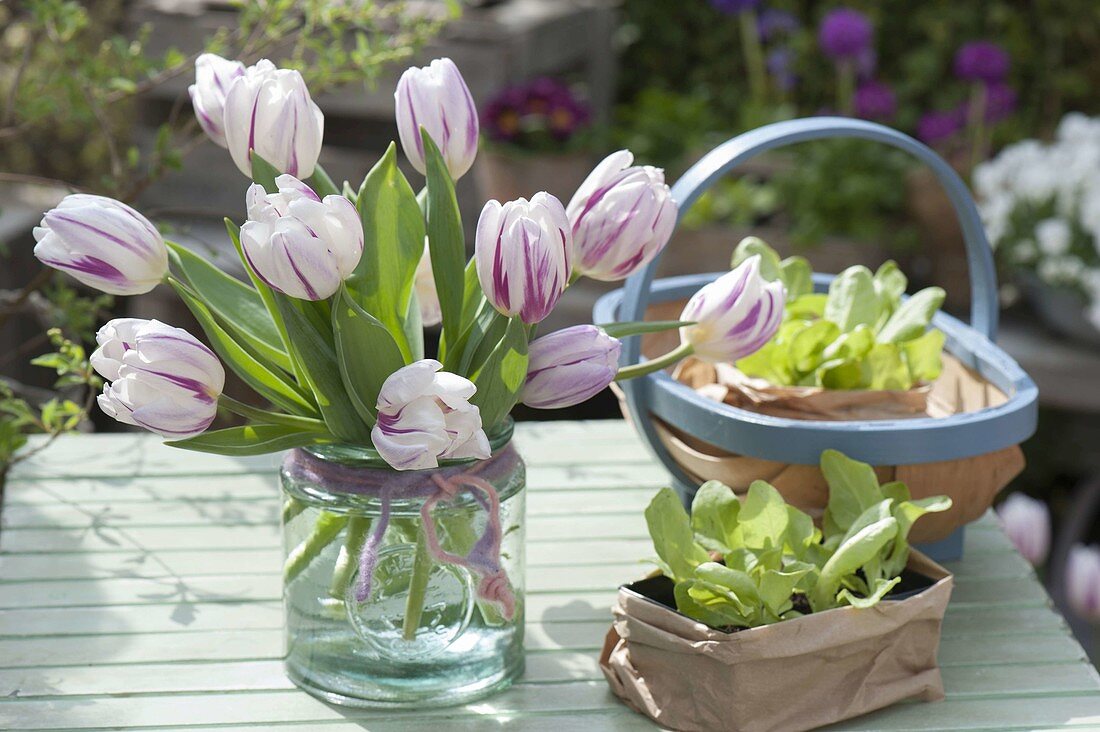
{"left": 1065, "top": 544, "right": 1100, "bottom": 621}
{"left": 1035, "top": 219, "right": 1072, "bottom": 256}
{"left": 996, "top": 493, "right": 1050, "bottom": 566}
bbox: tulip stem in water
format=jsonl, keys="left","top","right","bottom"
{"left": 282, "top": 496, "right": 307, "bottom": 525}
{"left": 403, "top": 524, "right": 434, "bottom": 641}
{"left": 329, "top": 516, "right": 372, "bottom": 599}
{"left": 284, "top": 512, "right": 348, "bottom": 585}
{"left": 614, "top": 342, "right": 694, "bottom": 381}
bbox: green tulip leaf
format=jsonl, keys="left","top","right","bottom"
{"left": 469, "top": 316, "right": 528, "bottom": 429}
{"left": 166, "top": 424, "right": 333, "bottom": 456}
{"left": 274, "top": 294, "right": 372, "bottom": 443}
{"left": 350, "top": 142, "right": 425, "bottom": 362}
{"left": 169, "top": 279, "right": 317, "bottom": 416}
{"left": 332, "top": 287, "right": 406, "bottom": 426}
{"left": 166, "top": 242, "right": 291, "bottom": 373}
{"left": 422, "top": 130, "right": 467, "bottom": 348}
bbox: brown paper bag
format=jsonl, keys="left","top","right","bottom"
{"left": 600, "top": 552, "right": 952, "bottom": 732}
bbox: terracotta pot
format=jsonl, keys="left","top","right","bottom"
{"left": 473, "top": 147, "right": 593, "bottom": 205}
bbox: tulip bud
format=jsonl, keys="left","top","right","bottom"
{"left": 996, "top": 493, "right": 1051, "bottom": 565}
{"left": 679, "top": 255, "right": 785, "bottom": 363}
{"left": 91, "top": 318, "right": 225, "bottom": 440}
{"left": 239, "top": 174, "right": 363, "bottom": 300}
{"left": 567, "top": 150, "right": 678, "bottom": 281}
{"left": 1066, "top": 544, "right": 1100, "bottom": 621}
{"left": 33, "top": 194, "right": 168, "bottom": 296}
{"left": 521, "top": 325, "right": 621, "bottom": 409}
{"left": 189, "top": 53, "right": 245, "bottom": 148}
{"left": 223, "top": 60, "right": 324, "bottom": 178}
{"left": 414, "top": 239, "right": 443, "bottom": 327}
{"left": 475, "top": 192, "right": 572, "bottom": 324}
{"left": 395, "top": 58, "right": 479, "bottom": 180}
{"left": 372, "top": 359, "right": 490, "bottom": 471}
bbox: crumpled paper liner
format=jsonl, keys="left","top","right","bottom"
{"left": 616, "top": 300, "right": 1025, "bottom": 542}
{"left": 600, "top": 552, "right": 953, "bottom": 732}
{"left": 675, "top": 357, "right": 933, "bottom": 421}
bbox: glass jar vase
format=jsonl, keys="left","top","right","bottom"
{"left": 279, "top": 420, "right": 525, "bottom": 707}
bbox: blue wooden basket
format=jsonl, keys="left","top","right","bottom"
{"left": 593, "top": 117, "right": 1039, "bottom": 561}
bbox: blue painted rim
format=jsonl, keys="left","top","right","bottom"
{"left": 598, "top": 117, "right": 1038, "bottom": 475}
{"left": 596, "top": 274, "right": 1038, "bottom": 466}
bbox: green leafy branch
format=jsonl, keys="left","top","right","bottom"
{"left": 0, "top": 328, "right": 102, "bottom": 484}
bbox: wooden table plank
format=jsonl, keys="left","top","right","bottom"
{"left": 1, "top": 422, "right": 1097, "bottom": 731}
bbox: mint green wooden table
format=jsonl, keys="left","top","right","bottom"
{"left": 1, "top": 421, "right": 1098, "bottom": 731}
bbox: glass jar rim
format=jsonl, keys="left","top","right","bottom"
{"left": 301, "top": 417, "right": 515, "bottom": 469}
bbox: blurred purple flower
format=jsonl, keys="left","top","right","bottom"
{"left": 984, "top": 81, "right": 1018, "bottom": 123}
{"left": 917, "top": 109, "right": 965, "bottom": 145}
{"left": 853, "top": 80, "right": 896, "bottom": 121}
{"left": 710, "top": 0, "right": 762, "bottom": 15}
{"left": 523, "top": 77, "right": 574, "bottom": 114}
{"left": 757, "top": 9, "right": 799, "bottom": 41}
{"left": 766, "top": 47, "right": 797, "bottom": 91}
{"left": 482, "top": 86, "right": 527, "bottom": 142}
{"left": 954, "top": 41, "right": 1010, "bottom": 83}
{"left": 481, "top": 78, "right": 591, "bottom": 144}
{"left": 1066, "top": 544, "right": 1100, "bottom": 621}
{"left": 818, "top": 8, "right": 873, "bottom": 61}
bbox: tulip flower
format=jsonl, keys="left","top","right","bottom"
{"left": 521, "top": 325, "right": 621, "bottom": 409}
{"left": 240, "top": 174, "right": 363, "bottom": 300}
{"left": 475, "top": 192, "right": 572, "bottom": 324}
{"left": 567, "top": 150, "right": 677, "bottom": 282}
{"left": 33, "top": 194, "right": 168, "bottom": 296}
{"left": 223, "top": 60, "right": 324, "bottom": 178}
{"left": 414, "top": 239, "right": 442, "bottom": 327}
{"left": 189, "top": 53, "right": 245, "bottom": 148}
{"left": 395, "top": 57, "right": 479, "bottom": 180}
{"left": 91, "top": 318, "right": 225, "bottom": 440}
{"left": 1066, "top": 544, "right": 1100, "bottom": 621}
{"left": 679, "top": 255, "right": 785, "bottom": 363}
{"left": 371, "top": 359, "right": 490, "bottom": 471}
{"left": 996, "top": 493, "right": 1051, "bottom": 565}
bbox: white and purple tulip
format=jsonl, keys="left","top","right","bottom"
{"left": 223, "top": 60, "right": 324, "bottom": 178}
{"left": 239, "top": 174, "right": 363, "bottom": 301}
{"left": 371, "top": 359, "right": 490, "bottom": 471}
{"left": 395, "top": 58, "right": 479, "bottom": 180}
{"left": 91, "top": 318, "right": 225, "bottom": 440}
{"left": 679, "top": 255, "right": 785, "bottom": 363}
{"left": 33, "top": 194, "right": 168, "bottom": 296}
{"left": 189, "top": 53, "right": 245, "bottom": 148}
{"left": 414, "top": 239, "right": 443, "bottom": 327}
{"left": 996, "top": 492, "right": 1051, "bottom": 566}
{"left": 1066, "top": 544, "right": 1100, "bottom": 621}
{"left": 475, "top": 192, "right": 572, "bottom": 324}
{"left": 521, "top": 325, "right": 621, "bottom": 409}
{"left": 567, "top": 150, "right": 677, "bottom": 282}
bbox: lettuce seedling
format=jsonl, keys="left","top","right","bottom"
{"left": 643, "top": 450, "right": 951, "bottom": 630}
{"left": 730, "top": 238, "right": 946, "bottom": 390}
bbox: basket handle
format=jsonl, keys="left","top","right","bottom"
{"left": 619, "top": 117, "right": 999, "bottom": 353}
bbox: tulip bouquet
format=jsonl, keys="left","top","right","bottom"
{"left": 30, "top": 55, "right": 793, "bottom": 648}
